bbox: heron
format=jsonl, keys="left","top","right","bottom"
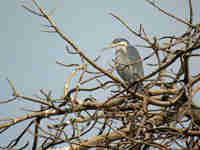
{"left": 106, "top": 38, "right": 144, "bottom": 92}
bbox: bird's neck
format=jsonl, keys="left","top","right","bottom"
{"left": 115, "top": 47, "right": 129, "bottom": 64}
{"left": 115, "top": 46, "right": 127, "bottom": 56}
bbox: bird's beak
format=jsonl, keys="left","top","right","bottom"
{"left": 102, "top": 43, "right": 121, "bottom": 51}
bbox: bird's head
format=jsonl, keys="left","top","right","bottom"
{"left": 109, "top": 38, "right": 129, "bottom": 48}
{"left": 103, "top": 38, "right": 130, "bottom": 54}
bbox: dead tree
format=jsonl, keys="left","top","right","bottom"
{"left": 1, "top": 0, "right": 200, "bottom": 150}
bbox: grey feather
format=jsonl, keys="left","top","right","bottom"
{"left": 113, "top": 38, "right": 144, "bottom": 93}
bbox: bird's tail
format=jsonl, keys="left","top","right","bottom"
{"left": 126, "top": 81, "right": 144, "bottom": 95}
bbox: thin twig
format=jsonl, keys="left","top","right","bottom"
{"left": 145, "top": 0, "right": 194, "bottom": 28}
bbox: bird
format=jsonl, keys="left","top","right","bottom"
{"left": 106, "top": 38, "right": 144, "bottom": 92}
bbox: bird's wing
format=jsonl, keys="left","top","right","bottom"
{"left": 127, "top": 46, "right": 144, "bottom": 78}
{"left": 127, "top": 46, "right": 141, "bottom": 61}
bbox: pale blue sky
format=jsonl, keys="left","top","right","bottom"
{"left": 0, "top": 0, "right": 200, "bottom": 148}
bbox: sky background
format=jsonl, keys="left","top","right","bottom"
{"left": 0, "top": 0, "right": 200, "bottom": 148}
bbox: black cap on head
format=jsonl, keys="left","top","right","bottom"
{"left": 112, "top": 38, "right": 130, "bottom": 44}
